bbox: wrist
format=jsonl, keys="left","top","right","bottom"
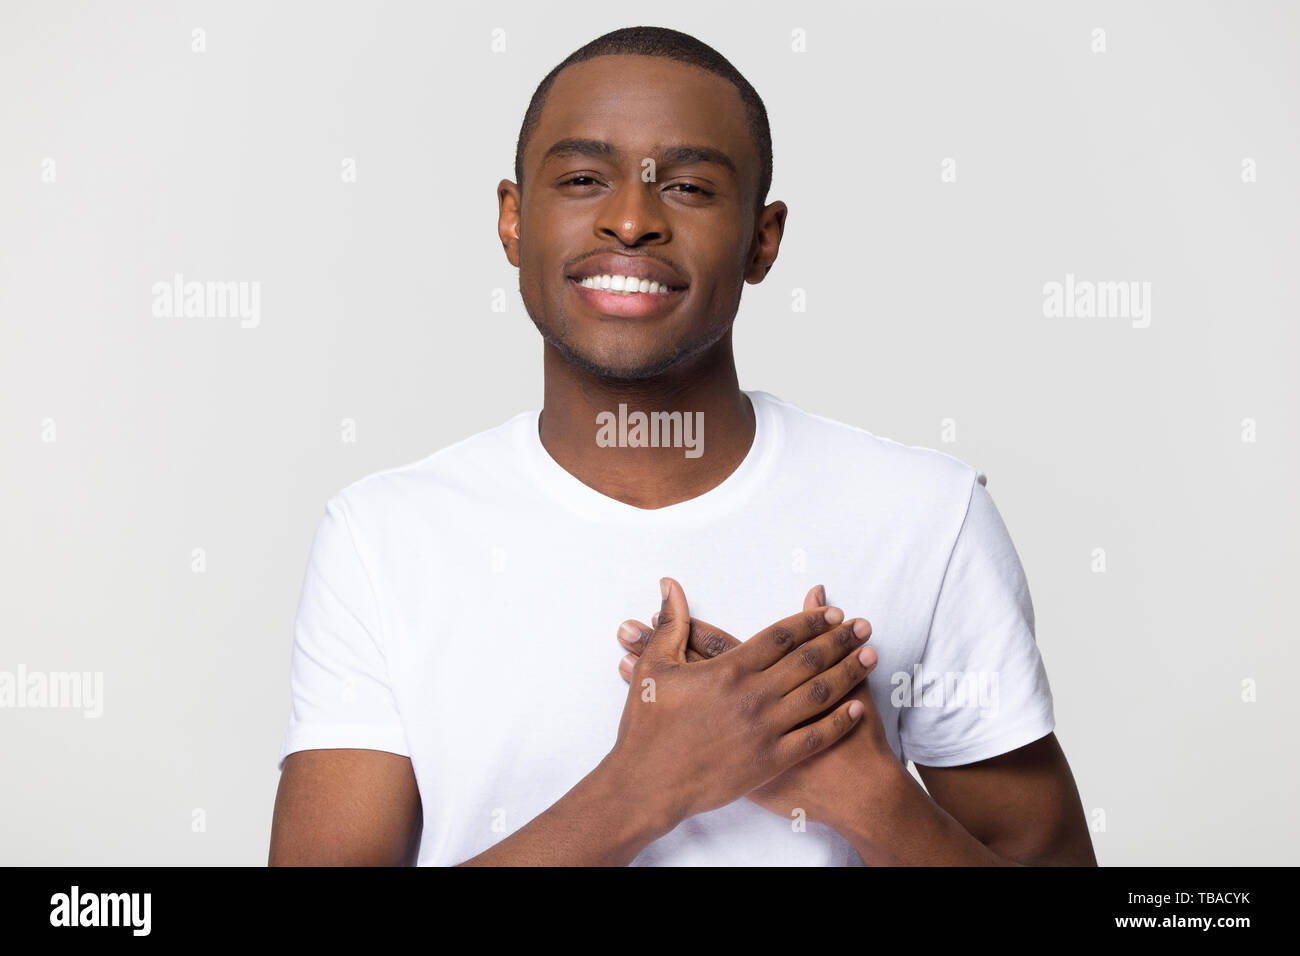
{"left": 833, "top": 761, "right": 1014, "bottom": 866}
{"left": 591, "top": 747, "right": 687, "bottom": 847}
{"left": 821, "top": 754, "right": 915, "bottom": 846}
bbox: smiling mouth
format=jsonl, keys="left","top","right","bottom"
{"left": 569, "top": 274, "right": 687, "bottom": 295}
{"left": 566, "top": 276, "right": 687, "bottom": 317}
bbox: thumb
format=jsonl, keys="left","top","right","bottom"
{"left": 644, "top": 576, "right": 690, "bottom": 664}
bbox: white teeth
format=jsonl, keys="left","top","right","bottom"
{"left": 578, "top": 274, "right": 676, "bottom": 295}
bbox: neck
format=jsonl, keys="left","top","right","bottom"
{"left": 538, "top": 335, "right": 755, "bottom": 510}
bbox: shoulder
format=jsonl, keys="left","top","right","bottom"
{"left": 322, "top": 408, "right": 536, "bottom": 527}
{"left": 752, "top": 390, "right": 986, "bottom": 510}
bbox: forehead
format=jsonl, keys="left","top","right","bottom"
{"left": 530, "top": 54, "right": 755, "bottom": 181}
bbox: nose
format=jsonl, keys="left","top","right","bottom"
{"left": 595, "top": 182, "right": 669, "bottom": 246}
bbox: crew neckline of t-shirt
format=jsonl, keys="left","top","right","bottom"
{"left": 519, "top": 389, "right": 781, "bottom": 523}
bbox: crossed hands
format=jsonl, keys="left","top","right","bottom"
{"left": 604, "top": 577, "right": 896, "bottom": 830}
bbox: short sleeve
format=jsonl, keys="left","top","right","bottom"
{"left": 898, "top": 473, "right": 1055, "bottom": 767}
{"left": 276, "top": 495, "right": 410, "bottom": 771}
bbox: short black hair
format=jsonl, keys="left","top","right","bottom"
{"left": 514, "top": 26, "right": 773, "bottom": 213}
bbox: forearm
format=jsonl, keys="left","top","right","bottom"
{"left": 457, "top": 754, "right": 677, "bottom": 866}
{"left": 829, "top": 763, "right": 1020, "bottom": 866}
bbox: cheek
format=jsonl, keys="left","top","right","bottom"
{"left": 516, "top": 213, "right": 564, "bottom": 273}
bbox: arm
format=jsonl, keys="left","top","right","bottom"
{"left": 269, "top": 749, "right": 422, "bottom": 866}
{"left": 461, "top": 578, "right": 871, "bottom": 866}
{"left": 824, "top": 733, "right": 1096, "bottom": 866}
{"left": 912, "top": 733, "right": 1096, "bottom": 864}
{"left": 271, "top": 498, "right": 422, "bottom": 866}
{"left": 272, "top": 578, "right": 872, "bottom": 866}
{"left": 269, "top": 746, "right": 671, "bottom": 866}
{"left": 617, "top": 589, "right": 1095, "bottom": 865}
{"left": 830, "top": 476, "right": 1087, "bottom": 863}
{"left": 456, "top": 752, "right": 676, "bottom": 866}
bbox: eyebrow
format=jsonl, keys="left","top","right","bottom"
{"left": 541, "top": 138, "right": 737, "bottom": 175}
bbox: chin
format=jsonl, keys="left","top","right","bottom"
{"left": 553, "top": 336, "right": 682, "bottom": 382}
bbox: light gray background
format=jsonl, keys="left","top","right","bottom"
{"left": 1, "top": 0, "right": 1296, "bottom": 865}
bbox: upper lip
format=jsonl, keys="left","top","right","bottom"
{"left": 567, "top": 253, "right": 688, "bottom": 289}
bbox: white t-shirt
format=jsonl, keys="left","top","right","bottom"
{"left": 277, "top": 390, "right": 1054, "bottom": 866}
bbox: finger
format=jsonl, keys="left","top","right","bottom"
{"left": 775, "top": 629, "right": 878, "bottom": 728}
{"left": 773, "top": 696, "right": 867, "bottom": 769}
{"left": 765, "top": 617, "right": 872, "bottom": 697}
{"left": 734, "top": 606, "right": 846, "bottom": 672}
{"left": 803, "top": 584, "right": 826, "bottom": 613}
{"left": 787, "top": 653, "right": 877, "bottom": 730}
{"left": 643, "top": 576, "right": 690, "bottom": 664}
{"left": 619, "top": 617, "right": 739, "bottom": 661}
{"left": 685, "top": 618, "right": 740, "bottom": 659}
{"left": 616, "top": 620, "right": 656, "bottom": 656}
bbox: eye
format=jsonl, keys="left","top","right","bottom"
{"left": 557, "top": 176, "right": 712, "bottom": 197}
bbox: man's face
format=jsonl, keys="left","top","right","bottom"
{"left": 501, "top": 54, "right": 781, "bottom": 381}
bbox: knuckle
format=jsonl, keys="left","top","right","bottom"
{"left": 803, "top": 611, "right": 823, "bottom": 634}
{"left": 803, "top": 726, "right": 824, "bottom": 753}
{"left": 833, "top": 623, "right": 857, "bottom": 649}
{"left": 798, "top": 645, "right": 825, "bottom": 671}
{"left": 699, "top": 630, "right": 729, "bottom": 658}
{"left": 714, "top": 654, "right": 745, "bottom": 687}
{"left": 769, "top": 626, "right": 794, "bottom": 650}
{"left": 807, "top": 679, "right": 832, "bottom": 705}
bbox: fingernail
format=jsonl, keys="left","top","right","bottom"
{"left": 816, "top": 584, "right": 827, "bottom": 605}
{"left": 660, "top": 577, "right": 670, "bottom": 600}
{"left": 620, "top": 652, "right": 636, "bottom": 670}
{"left": 853, "top": 619, "right": 871, "bottom": 640}
{"left": 848, "top": 700, "right": 865, "bottom": 719}
{"left": 824, "top": 606, "right": 844, "bottom": 626}
{"left": 617, "top": 622, "right": 639, "bottom": 643}
{"left": 858, "top": 646, "right": 878, "bottom": 667}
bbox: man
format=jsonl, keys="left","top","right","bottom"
{"left": 269, "top": 25, "right": 1096, "bottom": 866}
